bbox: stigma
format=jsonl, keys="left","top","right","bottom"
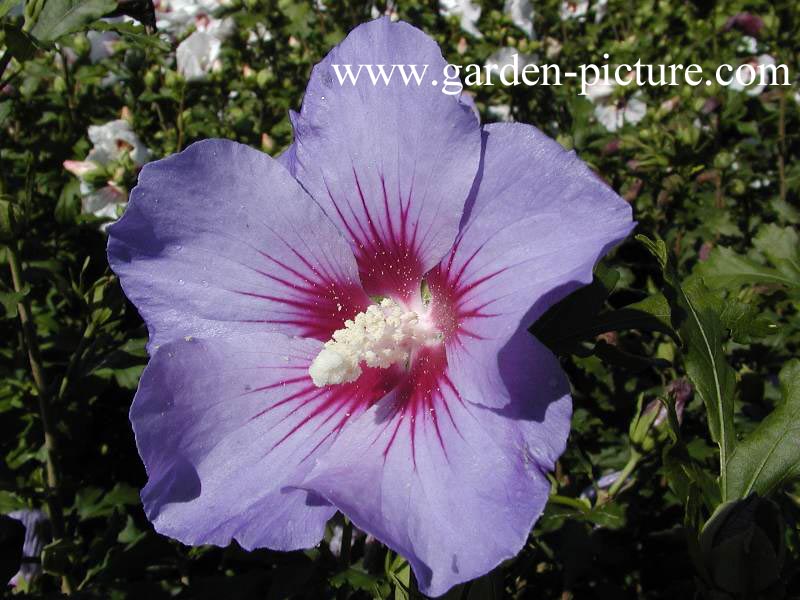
{"left": 309, "top": 298, "right": 441, "bottom": 387}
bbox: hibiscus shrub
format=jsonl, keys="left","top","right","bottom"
{"left": 1, "top": 0, "right": 799, "bottom": 598}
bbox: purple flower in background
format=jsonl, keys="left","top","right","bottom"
{"left": 107, "top": 18, "right": 633, "bottom": 596}
{"left": 723, "top": 12, "right": 765, "bottom": 38}
{"left": 6, "top": 510, "right": 49, "bottom": 588}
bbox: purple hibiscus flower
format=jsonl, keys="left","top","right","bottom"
{"left": 107, "top": 18, "right": 633, "bottom": 596}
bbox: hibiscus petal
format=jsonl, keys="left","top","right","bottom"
{"left": 107, "top": 139, "right": 370, "bottom": 352}
{"left": 302, "top": 339, "right": 570, "bottom": 597}
{"left": 291, "top": 18, "right": 481, "bottom": 302}
{"left": 133, "top": 332, "right": 397, "bottom": 550}
{"left": 428, "top": 123, "right": 634, "bottom": 408}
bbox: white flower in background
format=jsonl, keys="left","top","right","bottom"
{"left": 63, "top": 119, "right": 149, "bottom": 226}
{"left": 484, "top": 47, "right": 536, "bottom": 82}
{"left": 177, "top": 31, "right": 222, "bottom": 81}
{"left": 594, "top": 0, "right": 608, "bottom": 22}
{"left": 729, "top": 54, "right": 776, "bottom": 96}
{"left": 487, "top": 104, "right": 512, "bottom": 122}
{"left": 440, "top": 0, "right": 482, "bottom": 38}
{"left": 81, "top": 184, "right": 128, "bottom": 222}
{"left": 544, "top": 36, "right": 562, "bottom": 59}
{"left": 559, "top": 0, "right": 607, "bottom": 22}
{"left": 584, "top": 76, "right": 615, "bottom": 102}
{"left": 87, "top": 29, "right": 120, "bottom": 63}
{"left": 371, "top": 1, "right": 398, "bottom": 20}
{"left": 595, "top": 95, "right": 647, "bottom": 131}
{"left": 370, "top": 2, "right": 400, "bottom": 21}
{"left": 560, "top": 0, "right": 588, "bottom": 20}
{"left": 86, "top": 120, "right": 149, "bottom": 166}
{"left": 595, "top": 96, "right": 647, "bottom": 131}
{"left": 247, "top": 22, "right": 273, "bottom": 45}
{"left": 157, "top": 0, "right": 232, "bottom": 81}
{"left": 737, "top": 35, "right": 758, "bottom": 54}
{"left": 194, "top": 13, "right": 234, "bottom": 39}
{"left": 155, "top": 0, "right": 226, "bottom": 34}
{"left": 504, "top": 0, "right": 534, "bottom": 38}
{"left": 586, "top": 77, "right": 647, "bottom": 132}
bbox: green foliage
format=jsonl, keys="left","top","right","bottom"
{"left": 700, "top": 223, "right": 800, "bottom": 293}
{"left": 639, "top": 234, "right": 738, "bottom": 492}
{"left": 28, "top": 0, "right": 117, "bottom": 43}
{"left": 726, "top": 360, "right": 800, "bottom": 499}
{"left": 1, "top": 0, "right": 800, "bottom": 597}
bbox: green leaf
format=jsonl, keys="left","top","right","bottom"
{"left": 716, "top": 298, "right": 776, "bottom": 342}
{"left": 385, "top": 553, "right": 410, "bottom": 600}
{"left": 73, "top": 483, "right": 139, "bottom": 519}
{"left": 330, "top": 566, "right": 390, "bottom": 597}
{"left": 675, "top": 281, "right": 737, "bottom": 478}
{"left": 0, "top": 285, "right": 29, "bottom": 319}
{"left": 752, "top": 224, "right": 800, "bottom": 280}
{"left": 42, "top": 537, "right": 79, "bottom": 576}
{"left": 2, "top": 24, "right": 37, "bottom": 62}
{"left": 0, "top": 101, "right": 10, "bottom": 128}
{"left": 89, "top": 19, "right": 169, "bottom": 52}
{"left": 590, "top": 293, "right": 675, "bottom": 338}
{"left": 725, "top": 360, "right": 800, "bottom": 499}
{"left": 0, "top": 490, "right": 27, "bottom": 512}
{"left": 0, "top": 198, "right": 17, "bottom": 242}
{"left": 698, "top": 247, "right": 797, "bottom": 290}
{"left": 544, "top": 495, "right": 627, "bottom": 529}
{"left": 29, "top": 0, "right": 116, "bottom": 43}
{"left": 638, "top": 235, "right": 737, "bottom": 495}
{"left": 699, "top": 224, "right": 800, "bottom": 294}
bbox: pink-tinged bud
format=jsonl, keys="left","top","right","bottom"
{"left": 63, "top": 160, "right": 98, "bottom": 177}
{"left": 195, "top": 14, "right": 211, "bottom": 30}
{"left": 637, "top": 379, "right": 691, "bottom": 444}
{"left": 701, "top": 97, "right": 721, "bottom": 115}
{"left": 602, "top": 139, "right": 621, "bottom": 155}
{"left": 699, "top": 241, "right": 713, "bottom": 261}
{"left": 696, "top": 170, "right": 719, "bottom": 185}
{"left": 623, "top": 178, "right": 643, "bottom": 202}
{"left": 724, "top": 12, "right": 765, "bottom": 37}
{"left": 597, "top": 331, "right": 618, "bottom": 345}
{"left": 261, "top": 133, "right": 274, "bottom": 152}
{"left": 626, "top": 159, "right": 640, "bottom": 172}
{"left": 456, "top": 37, "right": 468, "bottom": 55}
{"left": 663, "top": 378, "right": 692, "bottom": 425}
{"left": 106, "top": 182, "right": 126, "bottom": 199}
{"left": 659, "top": 96, "right": 680, "bottom": 113}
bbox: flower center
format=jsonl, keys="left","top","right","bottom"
{"left": 309, "top": 298, "right": 442, "bottom": 387}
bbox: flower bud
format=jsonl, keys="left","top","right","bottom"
{"left": 630, "top": 379, "right": 691, "bottom": 451}
{"left": 699, "top": 496, "right": 784, "bottom": 596}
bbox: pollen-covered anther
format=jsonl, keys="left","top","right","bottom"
{"left": 309, "top": 298, "right": 441, "bottom": 387}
